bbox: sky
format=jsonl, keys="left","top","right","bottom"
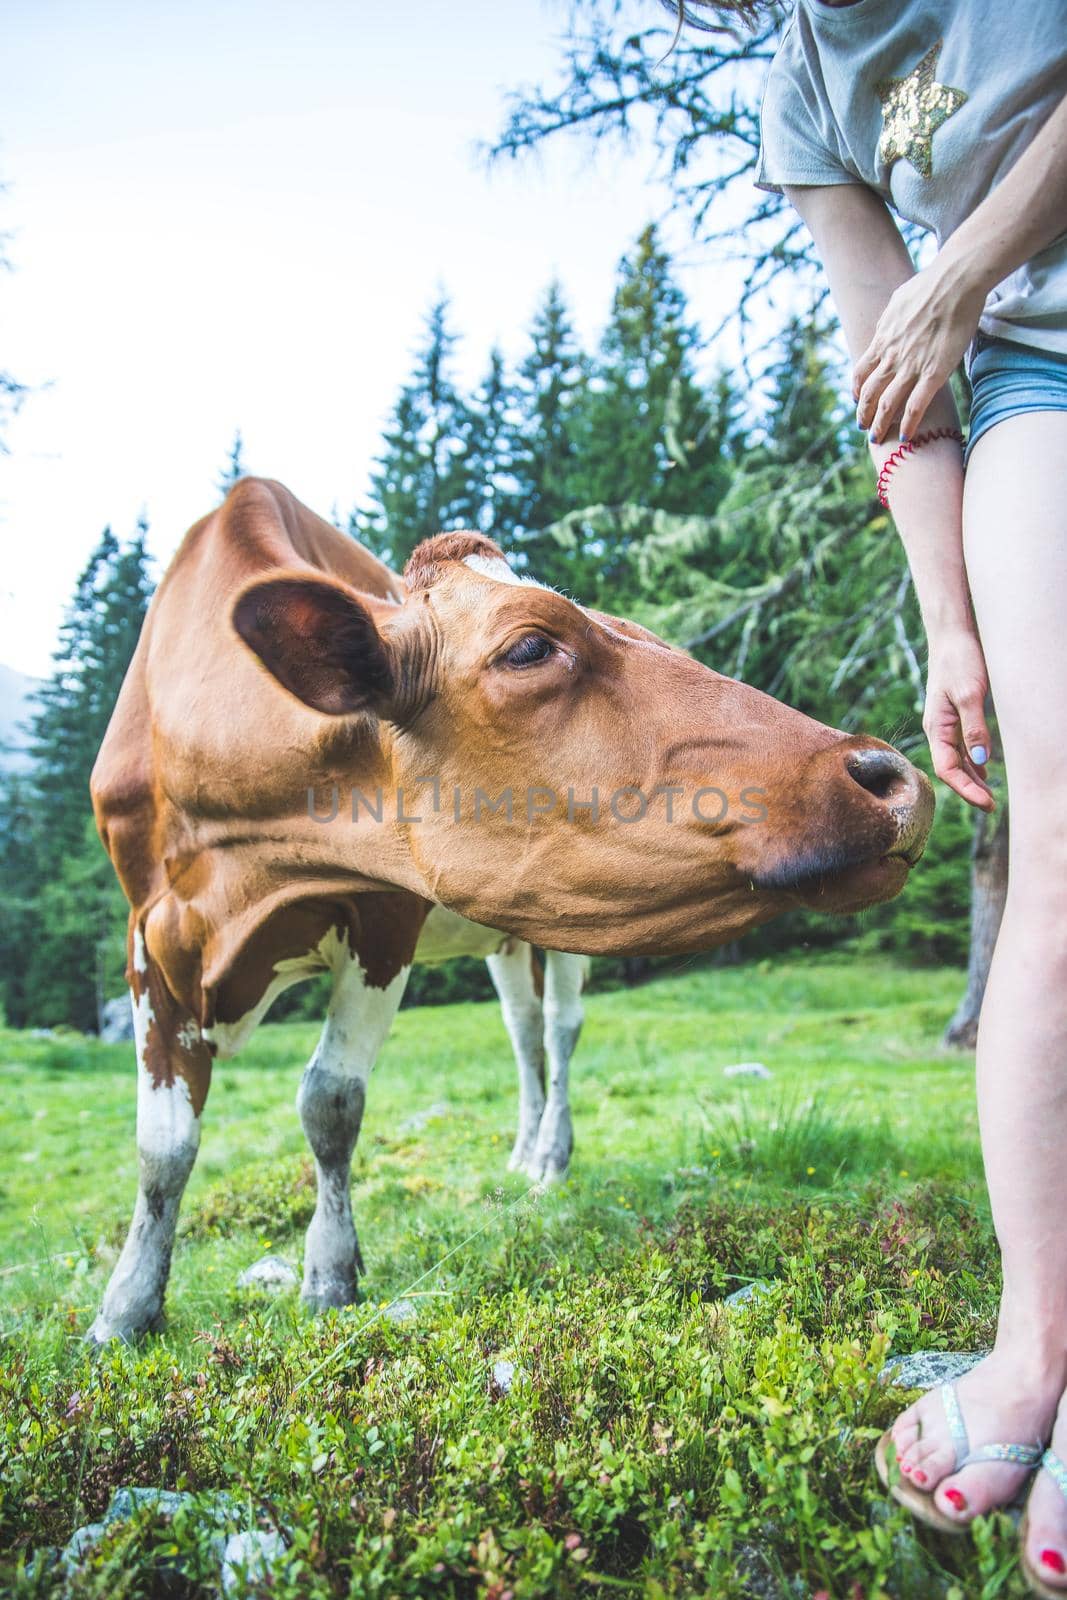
{"left": 0, "top": 0, "right": 757, "bottom": 680}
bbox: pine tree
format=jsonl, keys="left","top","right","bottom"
{"left": 6, "top": 525, "right": 156, "bottom": 1027}
{"left": 218, "top": 430, "right": 247, "bottom": 495}
{"left": 355, "top": 298, "right": 473, "bottom": 569}
{"left": 508, "top": 281, "right": 587, "bottom": 582}
{"left": 456, "top": 348, "right": 518, "bottom": 543}
{"left": 537, "top": 227, "right": 736, "bottom": 605}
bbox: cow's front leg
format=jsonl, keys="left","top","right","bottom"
{"left": 89, "top": 940, "right": 210, "bottom": 1343}
{"left": 527, "top": 952, "right": 589, "bottom": 1184}
{"left": 299, "top": 955, "right": 409, "bottom": 1311}
{"left": 486, "top": 940, "right": 546, "bottom": 1173}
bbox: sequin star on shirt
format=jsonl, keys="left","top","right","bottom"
{"left": 876, "top": 41, "right": 967, "bottom": 180}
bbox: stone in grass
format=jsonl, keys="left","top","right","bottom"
{"left": 382, "top": 1298, "right": 418, "bottom": 1324}
{"left": 723, "top": 1061, "right": 772, "bottom": 1079}
{"left": 724, "top": 1280, "right": 776, "bottom": 1308}
{"left": 48, "top": 1487, "right": 288, "bottom": 1591}
{"left": 398, "top": 1100, "right": 451, "bottom": 1133}
{"left": 220, "top": 1529, "right": 290, "bottom": 1597}
{"left": 879, "top": 1349, "right": 990, "bottom": 1390}
{"left": 236, "top": 1255, "right": 298, "bottom": 1291}
{"left": 492, "top": 1359, "right": 518, "bottom": 1393}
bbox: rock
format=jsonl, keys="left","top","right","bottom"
{"left": 723, "top": 1061, "right": 772, "bottom": 1079}
{"left": 879, "top": 1349, "right": 990, "bottom": 1390}
{"left": 220, "top": 1529, "right": 289, "bottom": 1596}
{"left": 724, "top": 1280, "right": 775, "bottom": 1308}
{"left": 398, "top": 1100, "right": 451, "bottom": 1133}
{"left": 492, "top": 1359, "right": 517, "bottom": 1393}
{"left": 237, "top": 1255, "right": 298, "bottom": 1291}
{"left": 46, "top": 1486, "right": 287, "bottom": 1592}
{"left": 99, "top": 996, "right": 135, "bottom": 1043}
{"left": 58, "top": 1487, "right": 235, "bottom": 1574}
{"left": 382, "top": 1298, "right": 417, "bottom": 1323}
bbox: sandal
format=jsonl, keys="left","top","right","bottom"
{"left": 875, "top": 1380, "right": 1043, "bottom": 1535}
{"left": 1020, "top": 1450, "right": 1067, "bottom": 1598}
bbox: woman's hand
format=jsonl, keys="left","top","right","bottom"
{"left": 923, "top": 628, "right": 996, "bottom": 811}
{"left": 853, "top": 258, "right": 987, "bottom": 444}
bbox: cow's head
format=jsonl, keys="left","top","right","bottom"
{"left": 232, "top": 533, "right": 933, "bottom": 955}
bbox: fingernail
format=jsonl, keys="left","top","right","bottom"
{"left": 1041, "top": 1550, "right": 1066, "bottom": 1574}
{"left": 899, "top": 433, "right": 909, "bottom": 445}
{"left": 912, "top": 1468, "right": 927, "bottom": 1484}
{"left": 969, "top": 745, "right": 988, "bottom": 765}
{"left": 944, "top": 1488, "right": 966, "bottom": 1510}
{"left": 868, "top": 428, "right": 879, "bottom": 443}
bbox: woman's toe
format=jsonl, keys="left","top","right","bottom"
{"left": 891, "top": 1408, "right": 922, "bottom": 1454}
{"left": 933, "top": 1472, "right": 975, "bottom": 1521}
{"left": 1026, "top": 1476, "right": 1067, "bottom": 1588}
{"left": 902, "top": 1435, "right": 956, "bottom": 1489}
{"left": 937, "top": 1464, "right": 1032, "bottom": 1523}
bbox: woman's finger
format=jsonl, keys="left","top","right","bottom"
{"left": 852, "top": 341, "right": 882, "bottom": 402}
{"left": 927, "top": 730, "right": 997, "bottom": 810}
{"left": 899, "top": 372, "right": 945, "bottom": 442}
{"left": 856, "top": 357, "right": 902, "bottom": 429}
{"left": 868, "top": 373, "right": 913, "bottom": 446}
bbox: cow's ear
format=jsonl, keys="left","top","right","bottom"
{"left": 232, "top": 576, "right": 397, "bottom": 716}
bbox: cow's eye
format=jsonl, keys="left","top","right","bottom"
{"left": 501, "top": 634, "right": 554, "bottom": 669}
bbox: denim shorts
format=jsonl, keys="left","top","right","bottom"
{"left": 965, "top": 333, "right": 1067, "bottom": 465}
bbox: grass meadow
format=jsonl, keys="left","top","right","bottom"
{"left": 0, "top": 956, "right": 1033, "bottom": 1598}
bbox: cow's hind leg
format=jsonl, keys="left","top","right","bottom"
{"left": 486, "top": 940, "right": 546, "bottom": 1175}
{"left": 299, "top": 955, "right": 409, "bottom": 1310}
{"left": 527, "top": 952, "right": 589, "bottom": 1184}
{"left": 89, "top": 944, "right": 210, "bottom": 1343}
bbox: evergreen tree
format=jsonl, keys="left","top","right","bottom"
{"left": 355, "top": 298, "right": 473, "bottom": 569}
{"left": 508, "top": 281, "right": 588, "bottom": 583}
{"left": 2, "top": 525, "right": 156, "bottom": 1028}
{"left": 456, "top": 347, "right": 518, "bottom": 543}
{"left": 540, "top": 226, "right": 737, "bottom": 605}
{"left": 218, "top": 430, "right": 247, "bottom": 495}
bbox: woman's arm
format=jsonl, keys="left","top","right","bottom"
{"left": 784, "top": 181, "right": 995, "bottom": 810}
{"left": 854, "top": 89, "right": 1067, "bottom": 440}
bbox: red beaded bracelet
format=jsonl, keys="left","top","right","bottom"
{"left": 876, "top": 427, "right": 965, "bottom": 510}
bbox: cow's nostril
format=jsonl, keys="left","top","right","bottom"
{"left": 845, "top": 747, "right": 911, "bottom": 803}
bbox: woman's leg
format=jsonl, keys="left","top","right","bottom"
{"left": 889, "top": 411, "right": 1067, "bottom": 1570}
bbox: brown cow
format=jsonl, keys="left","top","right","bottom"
{"left": 87, "top": 478, "right": 932, "bottom": 1341}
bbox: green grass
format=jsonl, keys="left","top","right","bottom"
{"left": 0, "top": 956, "right": 1031, "bottom": 1598}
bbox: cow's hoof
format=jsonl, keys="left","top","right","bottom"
{"left": 524, "top": 1154, "right": 570, "bottom": 1186}
{"left": 85, "top": 1315, "right": 141, "bottom": 1346}
{"left": 508, "top": 1141, "right": 538, "bottom": 1173}
{"left": 301, "top": 1274, "right": 360, "bottom": 1313}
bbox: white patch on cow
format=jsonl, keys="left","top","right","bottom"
{"left": 298, "top": 949, "right": 411, "bottom": 1309}
{"left": 203, "top": 926, "right": 355, "bottom": 1060}
{"left": 459, "top": 553, "right": 666, "bottom": 656}
{"left": 176, "top": 1019, "right": 201, "bottom": 1052}
{"left": 531, "top": 951, "right": 589, "bottom": 1182}
{"left": 132, "top": 925, "right": 148, "bottom": 976}
{"left": 89, "top": 979, "right": 201, "bottom": 1343}
{"left": 462, "top": 553, "right": 547, "bottom": 589}
{"left": 415, "top": 904, "right": 509, "bottom": 964}
{"left": 486, "top": 941, "right": 546, "bottom": 1173}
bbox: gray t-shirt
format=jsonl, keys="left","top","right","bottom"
{"left": 755, "top": 0, "right": 1067, "bottom": 359}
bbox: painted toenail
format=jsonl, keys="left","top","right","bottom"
{"left": 1041, "top": 1550, "right": 1067, "bottom": 1574}
{"left": 944, "top": 1488, "right": 966, "bottom": 1510}
{"left": 912, "top": 1469, "right": 927, "bottom": 1484}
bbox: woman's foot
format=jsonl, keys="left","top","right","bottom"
{"left": 1023, "top": 1394, "right": 1067, "bottom": 1589}
{"left": 890, "top": 1349, "right": 1064, "bottom": 1523}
